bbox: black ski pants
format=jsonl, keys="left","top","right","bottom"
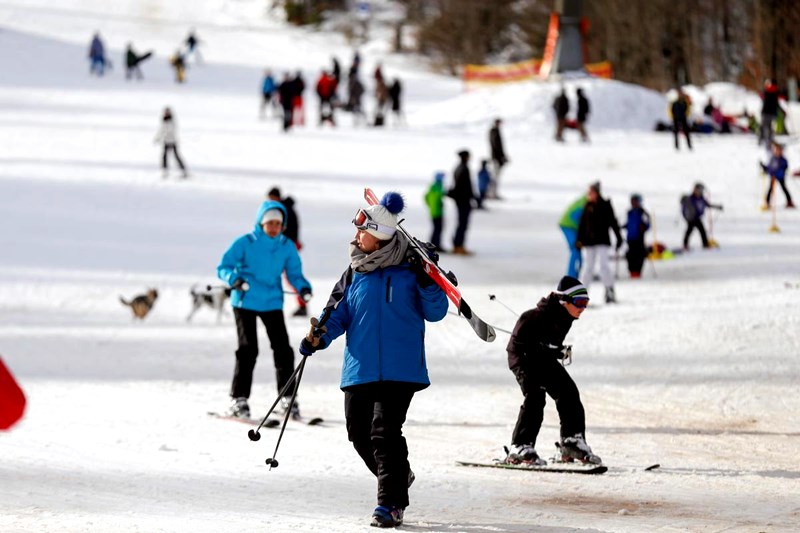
{"left": 673, "top": 118, "right": 692, "bottom": 150}
{"left": 453, "top": 202, "right": 472, "bottom": 248}
{"left": 344, "top": 381, "right": 415, "bottom": 509}
{"left": 162, "top": 143, "right": 186, "bottom": 170}
{"left": 626, "top": 237, "right": 647, "bottom": 275}
{"left": 230, "top": 307, "right": 295, "bottom": 399}
{"left": 683, "top": 218, "right": 709, "bottom": 249}
{"left": 430, "top": 216, "right": 443, "bottom": 249}
{"left": 766, "top": 178, "right": 793, "bottom": 205}
{"left": 510, "top": 357, "right": 585, "bottom": 448}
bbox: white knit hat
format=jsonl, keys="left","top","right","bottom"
{"left": 362, "top": 204, "right": 398, "bottom": 240}
{"left": 261, "top": 208, "right": 284, "bottom": 225}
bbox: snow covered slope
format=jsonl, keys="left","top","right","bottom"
{"left": 1, "top": 2, "right": 799, "bottom": 532}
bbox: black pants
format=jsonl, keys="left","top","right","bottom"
{"left": 162, "top": 143, "right": 186, "bottom": 170}
{"left": 626, "top": 237, "right": 647, "bottom": 275}
{"left": 231, "top": 307, "right": 295, "bottom": 399}
{"left": 673, "top": 119, "right": 692, "bottom": 150}
{"left": 766, "top": 178, "right": 793, "bottom": 205}
{"left": 453, "top": 203, "right": 472, "bottom": 248}
{"left": 344, "top": 382, "right": 415, "bottom": 509}
{"left": 430, "top": 216, "right": 443, "bottom": 249}
{"left": 282, "top": 105, "right": 293, "bottom": 131}
{"left": 683, "top": 218, "right": 708, "bottom": 248}
{"left": 510, "top": 358, "right": 585, "bottom": 448}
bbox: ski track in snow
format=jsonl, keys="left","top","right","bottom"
{"left": 1, "top": 2, "right": 800, "bottom": 532}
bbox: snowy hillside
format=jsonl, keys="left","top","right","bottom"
{"left": 1, "top": 2, "right": 800, "bottom": 532}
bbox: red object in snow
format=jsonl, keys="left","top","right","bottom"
{"left": 0, "top": 356, "right": 26, "bottom": 430}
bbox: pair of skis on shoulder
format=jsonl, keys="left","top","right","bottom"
{"left": 364, "top": 188, "right": 496, "bottom": 343}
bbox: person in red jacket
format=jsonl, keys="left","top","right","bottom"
{"left": 316, "top": 70, "right": 338, "bottom": 126}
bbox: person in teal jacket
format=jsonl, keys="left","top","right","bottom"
{"left": 559, "top": 195, "right": 587, "bottom": 278}
{"left": 299, "top": 191, "right": 447, "bottom": 528}
{"left": 217, "top": 200, "right": 312, "bottom": 419}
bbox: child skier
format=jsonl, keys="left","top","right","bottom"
{"left": 761, "top": 142, "right": 794, "bottom": 209}
{"left": 505, "top": 276, "right": 601, "bottom": 466}
{"left": 681, "top": 183, "right": 723, "bottom": 250}
{"left": 424, "top": 172, "right": 446, "bottom": 252}
{"left": 624, "top": 194, "right": 650, "bottom": 278}
{"left": 476, "top": 159, "right": 491, "bottom": 209}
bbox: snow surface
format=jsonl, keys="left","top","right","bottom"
{"left": 1, "top": 2, "right": 800, "bottom": 532}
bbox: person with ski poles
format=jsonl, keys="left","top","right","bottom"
{"left": 761, "top": 142, "right": 794, "bottom": 209}
{"left": 217, "top": 200, "right": 313, "bottom": 420}
{"left": 681, "top": 182, "right": 723, "bottom": 250}
{"left": 297, "top": 191, "right": 448, "bottom": 528}
{"left": 505, "top": 276, "right": 602, "bottom": 466}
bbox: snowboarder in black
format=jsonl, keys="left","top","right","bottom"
{"left": 506, "top": 276, "right": 601, "bottom": 465}
{"left": 671, "top": 88, "right": 692, "bottom": 150}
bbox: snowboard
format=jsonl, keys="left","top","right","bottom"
{"left": 456, "top": 460, "right": 608, "bottom": 475}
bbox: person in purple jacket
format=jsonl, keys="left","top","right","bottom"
{"left": 761, "top": 142, "right": 794, "bottom": 209}
{"left": 299, "top": 191, "right": 447, "bottom": 528}
{"left": 681, "top": 183, "right": 723, "bottom": 250}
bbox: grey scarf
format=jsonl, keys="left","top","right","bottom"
{"left": 349, "top": 234, "right": 410, "bottom": 273}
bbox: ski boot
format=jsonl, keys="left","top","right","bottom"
{"left": 506, "top": 444, "right": 546, "bottom": 466}
{"left": 605, "top": 286, "right": 617, "bottom": 304}
{"left": 557, "top": 433, "right": 602, "bottom": 465}
{"left": 280, "top": 396, "right": 301, "bottom": 421}
{"left": 371, "top": 505, "right": 404, "bottom": 528}
{"left": 227, "top": 397, "right": 250, "bottom": 418}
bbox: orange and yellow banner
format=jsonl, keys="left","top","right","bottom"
{"left": 463, "top": 59, "right": 542, "bottom": 85}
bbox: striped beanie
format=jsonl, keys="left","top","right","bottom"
{"left": 556, "top": 276, "right": 589, "bottom": 301}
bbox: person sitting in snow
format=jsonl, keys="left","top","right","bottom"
{"left": 761, "top": 142, "right": 794, "bottom": 209}
{"left": 505, "top": 276, "right": 602, "bottom": 466}
{"left": 299, "top": 191, "right": 447, "bottom": 528}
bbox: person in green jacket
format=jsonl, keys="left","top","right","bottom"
{"left": 424, "top": 171, "right": 446, "bottom": 252}
{"left": 559, "top": 194, "right": 587, "bottom": 278}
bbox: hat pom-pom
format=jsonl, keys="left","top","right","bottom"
{"left": 381, "top": 192, "right": 405, "bottom": 215}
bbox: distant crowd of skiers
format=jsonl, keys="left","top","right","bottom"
{"left": 259, "top": 52, "right": 404, "bottom": 132}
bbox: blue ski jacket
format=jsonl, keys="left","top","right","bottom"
{"left": 761, "top": 155, "right": 788, "bottom": 181}
{"left": 318, "top": 265, "right": 448, "bottom": 390}
{"left": 217, "top": 201, "right": 311, "bottom": 312}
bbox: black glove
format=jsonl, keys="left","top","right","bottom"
{"left": 299, "top": 337, "right": 318, "bottom": 356}
{"left": 231, "top": 278, "right": 249, "bottom": 291}
{"left": 299, "top": 288, "right": 312, "bottom": 302}
{"left": 409, "top": 256, "right": 435, "bottom": 287}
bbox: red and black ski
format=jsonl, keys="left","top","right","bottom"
{"left": 364, "top": 188, "right": 496, "bottom": 342}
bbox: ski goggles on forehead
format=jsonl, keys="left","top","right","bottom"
{"left": 352, "top": 208, "right": 396, "bottom": 237}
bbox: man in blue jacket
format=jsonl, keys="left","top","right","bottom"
{"left": 217, "top": 201, "right": 312, "bottom": 419}
{"left": 299, "top": 191, "right": 448, "bottom": 528}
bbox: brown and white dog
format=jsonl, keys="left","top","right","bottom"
{"left": 120, "top": 288, "right": 159, "bottom": 320}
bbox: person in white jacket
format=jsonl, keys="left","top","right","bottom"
{"left": 154, "top": 107, "right": 188, "bottom": 178}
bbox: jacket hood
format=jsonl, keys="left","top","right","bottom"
{"left": 253, "top": 201, "right": 288, "bottom": 235}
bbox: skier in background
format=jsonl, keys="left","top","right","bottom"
{"left": 291, "top": 70, "right": 306, "bottom": 127}
{"left": 388, "top": 78, "right": 404, "bottom": 125}
{"left": 681, "top": 182, "right": 723, "bottom": 250}
{"left": 476, "top": 159, "right": 491, "bottom": 209}
{"left": 278, "top": 72, "right": 295, "bottom": 132}
{"left": 558, "top": 194, "right": 587, "bottom": 278}
{"left": 671, "top": 88, "right": 692, "bottom": 150}
{"left": 316, "top": 69, "right": 338, "bottom": 127}
{"left": 125, "top": 43, "right": 152, "bottom": 80}
{"left": 217, "top": 200, "right": 312, "bottom": 420}
{"left": 153, "top": 107, "right": 188, "bottom": 179}
{"left": 88, "top": 32, "right": 107, "bottom": 76}
{"left": 299, "top": 191, "right": 447, "bottom": 528}
{"left": 267, "top": 186, "right": 309, "bottom": 317}
{"left": 260, "top": 70, "right": 276, "bottom": 119}
{"left": 576, "top": 88, "right": 590, "bottom": 143}
{"left": 624, "top": 193, "right": 650, "bottom": 278}
{"left": 504, "top": 276, "right": 601, "bottom": 466}
{"left": 576, "top": 182, "right": 622, "bottom": 303}
{"left": 488, "top": 118, "right": 508, "bottom": 199}
{"left": 184, "top": 28, "right": 203, "bottom": 64}
{"left": 553, "top": 88, "right": 569, "bottom": 142}
{"left": 761, "top": 142, "right": 794, "bottom": 209}
{"left": 448, "top": 149, "right": 476, "bottom": 255}
{"left": 424, "top": 171, "right": 446, "bottom": 252}
{"left": 169, "top": 49, "right": 187, "bottom": 83}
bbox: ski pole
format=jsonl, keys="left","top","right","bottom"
{"left": 247, "top": 358, "right": 308, "bottom": 443}
{"left": 263, "top": 355, "right": 308, "bottom": 470}
{"left": 488, "top": 294, "right": 519, "bottom": 317}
